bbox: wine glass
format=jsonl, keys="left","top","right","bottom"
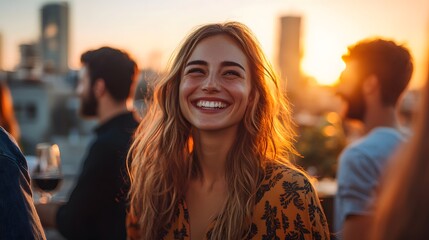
{"left": 32, "top": 143, "right": 63, "bottom": 204}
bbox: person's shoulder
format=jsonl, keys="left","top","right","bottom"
{"left": 0, "top": 128, "right": 26, "bottom": 171}
{"left": 0, "top": 127, "right": 9, "bottom": 139}
{"left": 339, "top": 128, "right": 403, "bottom": 168}
{"left": 369, "top": 127, "right": 403, "bottom": 138}
{"left": 253, "top": 162, "right": 330, "bottom": 238}
{"left": 339, "top": 144, "right": 367, "bottom": 163}
{"left": 0, "top": 127, "right": 18, "bottom": 154}
{"left": 264, "top": 162, "right": 311, "bottom": 184}
{"left": 97, "top": 115, "right": 138, "bottom": 142}
{"left": 87, "top": 121, "right": 136, "bottom": 157}
{"left": 349, "top": 128, "right": 403, "bottom": 149}
{"left": 256, "top": 162, "right": 314, "bottom": 204}
{"left": 95, "top": 122, "right": 137, "bottom": 146}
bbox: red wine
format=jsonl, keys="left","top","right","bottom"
{"left": 32, "top": 176, "right": 63, "bottom": 192}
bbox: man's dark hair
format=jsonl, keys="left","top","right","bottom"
{"left": 81, "top": 47, "right": 137, "bottom": 101}
{"left": 343, "top": 39, "right": 413, "bottom": 106}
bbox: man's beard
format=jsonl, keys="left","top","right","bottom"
{"left": 345, "top": 85, "right": 366, "bottom": 121}
{"left": 79, "top": 90, "right": 98, "bottom": 117}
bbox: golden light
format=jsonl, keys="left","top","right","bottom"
{"left": 301, "top": 25, "right": 348, "bottom": 86}
{"left": 325, "top": 112, "right": 340, "bottom": 124}
{"left": 302, "top": 52, "right": 345, "bottom": 86}
{"left": 322, "top": 125, "right": 337, "bottom": 137}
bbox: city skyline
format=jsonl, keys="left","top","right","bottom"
{"left": 0, "top": 0, "right": 428, "bottom": 87}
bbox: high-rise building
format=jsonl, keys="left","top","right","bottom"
{"left": 15, "top": 42, "right": 41, "bottom": 80}
{"left": 19, "top": 43, "right": 39, "bottom": 70}
{"left": 41, "top": 2, "right": 69, "bottom": 73}
{"left": 0, "top": 32, "right": 3, "bottom": 70}
{"left": 278, "top": 16, "right": 302, "bottom": 94}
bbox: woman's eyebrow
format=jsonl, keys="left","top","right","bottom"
{"left": 221, "top": 61, "right": 245, "bottom": 71}
{"left": 185, "top": 60, "right": 207, "bottom": 67}
{"left": 185, "top": 60, "right": 245, "bottom": 71}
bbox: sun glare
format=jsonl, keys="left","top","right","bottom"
{"left": 300, "top": 27, "right": 349, "bottom": 86}
{"left": 302, "top": 50, "right": 345, "bottom": 86}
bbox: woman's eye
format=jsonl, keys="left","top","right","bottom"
{"left": 224, "top": 70, "right": 241, "bottom": 78}
{"left": 186, "top": 68, "right": 205, "bottom": 75}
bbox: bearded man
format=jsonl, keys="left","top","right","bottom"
{"left": 36, "top": 47, "right": 139, "bottom": 240}
{"left": 334, "top": 39, "right": 413, "bottom": 240}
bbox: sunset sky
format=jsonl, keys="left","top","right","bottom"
{"left": 0, "top": 0, "right": 428, "bottom": 87}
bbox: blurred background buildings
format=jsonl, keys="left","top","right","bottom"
{"left": 0, "top": 33, "right": 3, "bottom": 70}
{"left": 278, "top": 16, "right": 302, "bottom": 95}
{"left": 0, "top": 1, "right": 424, "bottom": 181}
{"left": 41, "top": 2, "right": 70, "bottom": 74}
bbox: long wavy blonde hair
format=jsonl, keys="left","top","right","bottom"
{"left": 128, "top": 22, "right": 300, "bottom": 239}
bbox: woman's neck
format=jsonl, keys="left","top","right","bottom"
{"left": 193, "top": 127, "right": 237, "bottom": 183}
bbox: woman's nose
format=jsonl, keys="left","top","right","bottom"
{"left": 201, "top": 73, "right": 221, "bottom": 92}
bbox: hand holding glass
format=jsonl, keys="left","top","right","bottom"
{"left": 32, "top": 143, "right": 63, "bottom": 203}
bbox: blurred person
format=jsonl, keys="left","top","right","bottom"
{"left": 334, "top": 39, "right": 413, "bottom": 239}
{"left": 370, "top": 54, "right": 429, "bottom": 240}
{"left": 0, "top": 126, "right": 45, "bottom": 239}
{"left": 36, "top": 47, "right": 139, "bottom": 239}
{"left": 0, "top": 81, "right": 20, "bottom": 141}
{"left": 127, "top": 22, "right": 329, "bottom": 240}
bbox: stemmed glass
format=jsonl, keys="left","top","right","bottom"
{"left": 32, "top": 143, "right": 63, "bottom": 204}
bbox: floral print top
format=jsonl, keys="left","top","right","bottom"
{"left": 127, "top": 163, "right": 330, "bottom": 239}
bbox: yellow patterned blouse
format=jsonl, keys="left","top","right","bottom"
{"left": 127, "top": 163, "right": 330, "bottom": 239}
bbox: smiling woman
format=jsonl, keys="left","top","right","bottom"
{"left": 127, "top": 22, "right": 330, "bottom": 240}
{"left": 179, "top": 35, "right": 251, "bottom": 132}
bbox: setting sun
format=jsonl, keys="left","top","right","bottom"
{"left": 301, "top": 25, "right": 348, "bottom": 86}
{"left": 302, "top": 47, "right": 346, "bottom": 86}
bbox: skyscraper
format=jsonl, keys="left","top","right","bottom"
{"left": 278, "top": 16, "right": 302, "bottom": 94}
{"left": 0, "top": 32, "right": 3, "bottom": 70}
{"left": 19, "top": 43, "right": 38, "bottom": 70}
{"left": 41, "top": 2, "right": 69, "bottom": 73}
